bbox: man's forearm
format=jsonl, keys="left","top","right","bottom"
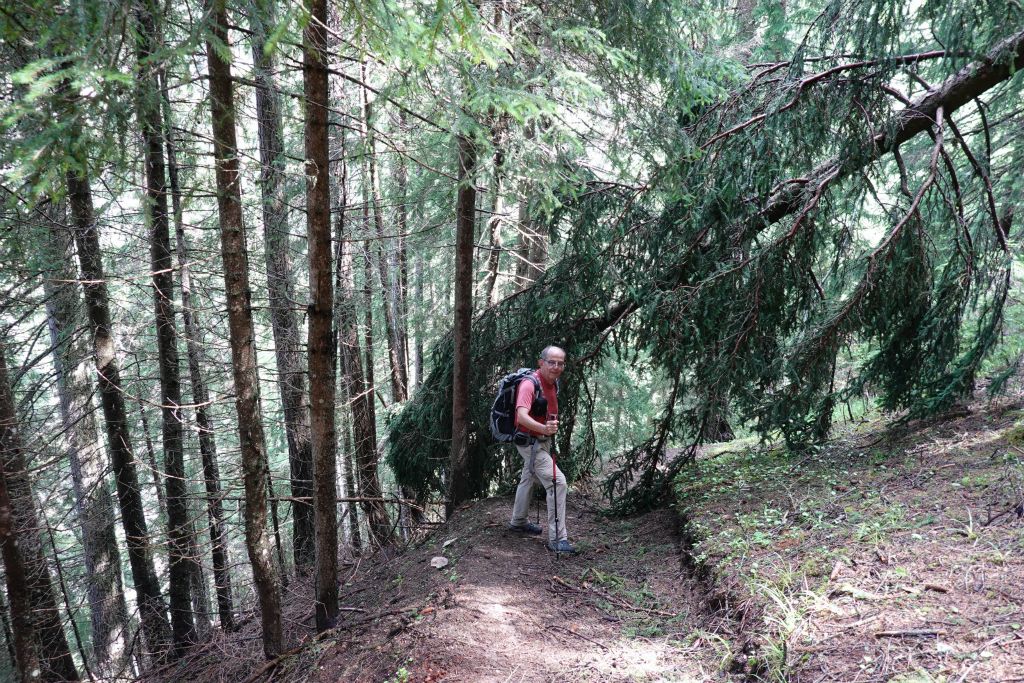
{"left": 516, "top": 408, "right": 551, "bottom": 435}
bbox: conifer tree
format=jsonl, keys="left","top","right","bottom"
{"left": 249, "top": 0, "right": 317, "bottom": 571}
{"left": 134, "top": 0, "right": 196, "bottom": 654}
{"left": 303, "top": 0, "right": 340, "bottom": 632}
{"left": 204, "top": 0, "right": 283, "bottom": 658}
{"left": 42, "top": 215, "right": 130, "bottom": 673}
{"left": 0, "top": 347, "right": 80, "bottom": 681}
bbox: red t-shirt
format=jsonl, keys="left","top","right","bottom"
{"left": 513, "top": 370, "right": 558, "bottom": 436}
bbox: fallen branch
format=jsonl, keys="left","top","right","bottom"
{"left": 874, "top": 629, "right": 945, "bottom": 638}
{"left": 544, "top": 624, "right": 609, "bottom": 651}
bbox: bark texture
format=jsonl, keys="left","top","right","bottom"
{"left": 0, "top": 349, "right": 80, "bottom": 681}
{"left": 249, "top": 0, "right": 316, "bottom": 571}
{"left": 304, "top": 0, "right": 339, "bottom": 632}
{"left": 514, "top": 122, "right": 546, "bottom": 289}
{"left": 162, "top": 87, "right": 235, "bottom": 631}
{"left": 67, "top": 169, "right": 172, "bottom": 658}
{"left": 330, "top": 102, "right": 363, "bottom": 550}
{"left": 42, "top": 216, "right": 129, "bottom": 673}
{"left": 135, "top": 0, "right": 196, "bottom": 654}
{"left": 449, "top": 134, "right": 477, "bottom": 511}
{"left": 0, "top": 430, "right": 40, "bottom": 683}
{"left": 352, "top": 180, "right": 393, "bottom": 545}
{"left": 205, "top": 0, "right": 283, "bottom": 658}
{"left": 481, "top": 116, "right": 507, "bottom": 307}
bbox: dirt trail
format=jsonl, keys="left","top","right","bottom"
{"left": 305, "top": 496, "right": 723, "bottom": 682}
{"left": 152, "top": 403, "right": 1024, "bottom": 683}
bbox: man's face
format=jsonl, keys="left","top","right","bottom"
{"left": 538, "top": 348, "right": 566, "bottom": 383}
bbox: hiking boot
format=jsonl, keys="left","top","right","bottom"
{"left": 508, "top": 521, "right": 543, "bottom": 535}
{"left": 546, "top": 539, "right": 576, "bottom": 554}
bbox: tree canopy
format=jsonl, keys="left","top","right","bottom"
{"left": 0, "top": 0, "right": 1022, "bottom": 676}
{"left": 388, "top": 0, "right": 1024, "bottom": 512}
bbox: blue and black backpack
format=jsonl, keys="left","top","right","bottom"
{"left": 489, "top": 368, "right": 557, "bottom": 443}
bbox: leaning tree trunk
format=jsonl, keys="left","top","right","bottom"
{"left": 135, "top": 0, "right": 197, "bottom": 655}
{"left": 132, "top": 362, "right": 167, "bottom": 516}
{"left": 161, "top": 78, "right": 235, "bottom": 632}
{"left": 205, "top": 0, "right": 283, "bottom": 659}
{"left": 449, "top": 134, "right": 477, "bottom": 512}
{"left": 336, "top": 235, "right": 379, "bottom": 548}
{"left": 249, "top": 0, "right": 316, "bottom": 571}
{"left": 67, "top": 168, "right": 172, "bottom": 658}
{"left": 42, "top": 214, "right": 130, "bottom": 674}
{"left": 0, "top": 348, "right": 80, "bottom": 681}
{"left": 303, "top": 0, "right": 339, "bottom": 632}
{"left": 385, "top": 119, "right": 424, "bottom": 520}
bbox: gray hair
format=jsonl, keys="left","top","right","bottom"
{"left": 540, "top": 345, "right": 565, "bottom": 360}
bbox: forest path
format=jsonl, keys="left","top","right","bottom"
{"left": 305, "top": 496, "right": 723, "bottom": 682}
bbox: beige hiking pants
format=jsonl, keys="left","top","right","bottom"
{"left": 511, "top": 437, "right": 568, "bottom": 543}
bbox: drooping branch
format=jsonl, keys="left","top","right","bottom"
{"left": 758, "top": 29, "right": 1024, "bottom": 233}
{"left": 388, "top": 28, "right": 1024, "bottom": 507}
{"left": 592, "top": 28, "right": 1024, "bottom": 338}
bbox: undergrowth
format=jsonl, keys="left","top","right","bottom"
{"left": 670, "top": 408, "right": 1024, "bottom": 681}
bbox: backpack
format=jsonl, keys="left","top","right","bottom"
{"left": 490, "top": 368, "right": 555, "bottom": 443}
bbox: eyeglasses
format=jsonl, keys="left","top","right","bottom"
{"left": 542, "top": 359, "right": 566, "bottom": 368}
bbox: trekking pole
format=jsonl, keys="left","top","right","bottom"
{"left": 552, "top": 452, "right": 559, "bottom": 557}
{"left": 549, "top": 412, "right": 559, "bottom": 557}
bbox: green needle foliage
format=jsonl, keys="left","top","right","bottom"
{"left": 389, "top": 0, "right": 1024, "bottom": 512}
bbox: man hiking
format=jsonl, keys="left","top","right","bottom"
{"left": 508, "top": 345, "right": 575, "bottom": 553}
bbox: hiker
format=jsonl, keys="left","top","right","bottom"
{"left": 508, "top": 345, "right": 575, "bottom": 553}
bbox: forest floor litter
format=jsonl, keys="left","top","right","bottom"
{"left": 164, "top": 399, "right": 1024, "bottom": 682}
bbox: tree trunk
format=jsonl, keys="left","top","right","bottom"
{"left": 0, "top": 588, "right": 17, "bottom": 676}
{"left": 159, "top": 83, "right": 213, "bottom": 639}
{"left": 337, "top": 236, "right": 381, "bottom": 547}
{"left": 357, "top": 236, "right": 392, "bottom": 545}
{"left": 135, "top": 0, "right": 196, "bottom": 655}
{"left": 249, "top": 0, "right": 316, "bottom": 572}
{"left": 360, "top": 73, "right": 408, "bottom": 402}
{"left": 41, "top": 213, "right": 130, "bottom": 674}
{"left": 350, "top": 184, "right": 393, "bottom": 540}
{"left": 205, "top": 0, "right": 283, "bottom": 658}
{"left": 514, "top": 122, "right": 544, "bottom": 289}
{"left": 266, "top": 470, "right": 289, "bottom": 586}
{"left": 161, "top": 81, "right": 236, "bottom": 632}
{"left": 413, "top": 254, "right": 424, "bottom": 388}
{"left": 481, "top": 115, "right": 507, "bottom": 307}
{"left": 303, "top": 0, "right": 339, "bottom": 632}
{"left": 394, "top": 111, "right": 411, "bottom": 390}
{"left": 0, "top": 348, "right": 80, "bottom": 681}
{"left": 449, "top": 134, "right": 477, "bottom": 512}
{"left": 67, "top": 168, "right": 172, "bottom": 658}
{"left": 345, "top": 448, "right": 364, "bottom": 549}
{"left": 132, "top": 362, "right": 167, "bottom": 516}
{"left": 0, "top": 433, "right": 40, "bottom": 683}
{"left": 330, "top": 108, "right": 362, "bottom": 552}
{"left": 41, "top": 517, "right": 91, "bottom": 678}
{"left": 733, "top": 0, "right": 759, "bottom": 61}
